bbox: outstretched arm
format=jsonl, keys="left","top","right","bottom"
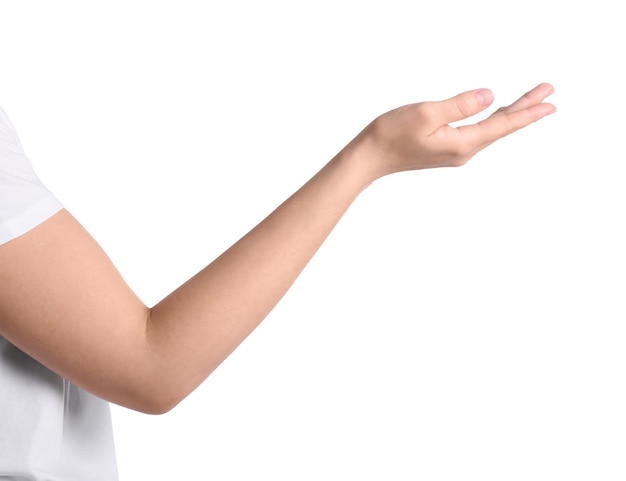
{"left": 0, "top": 84, "right": 555, "bottom": 414}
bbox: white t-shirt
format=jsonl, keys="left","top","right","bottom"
{"left": 0, "top": 107, "right": 119, "bottom": 480}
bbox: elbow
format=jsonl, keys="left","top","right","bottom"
{"left": 139, "top": 402, "right": 178, "bottom": 416}
{"left": 133, "top": 395, "right": 180, "bottom": 416}
{"left": 121, "top": 383, "right": 190, "bottom": 415}
{"left": 107, "top": 370, "right": 193, "bottom": 415}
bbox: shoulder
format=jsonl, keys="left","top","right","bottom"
{"left": 0, "top": 106, "right": 63, "bottom": 246}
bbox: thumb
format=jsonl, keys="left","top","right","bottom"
{"left": 430, "top": 88, "right": 494, "bottom": 126}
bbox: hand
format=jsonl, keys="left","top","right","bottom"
{"left": 357, "top": 83, "right": 556, "bottom": 179}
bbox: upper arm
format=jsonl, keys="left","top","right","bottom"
{"left": 0, "top": 208, "right": 155, "bottom": 411}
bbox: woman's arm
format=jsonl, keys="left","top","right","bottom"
{"left": 0, "top": 84, "right": 555, "bottom": 414}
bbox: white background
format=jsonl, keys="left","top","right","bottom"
{"left": 1, "top": 1, "right": 624, "bottom": 480}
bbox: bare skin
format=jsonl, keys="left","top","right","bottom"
{"left": 0, "top": 83, "right": 555, "bottom": 414}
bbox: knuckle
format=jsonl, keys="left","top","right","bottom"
{"left": 448, "top": 139, "right": 480, "bottom": 167}
{"left": 455, "top": 97, "right": 475, "bottom": 119}
{"left": 448, "top": 138, "right": 471, "bottom": 157}
{"left": 412, "top": 102, "right": 436, "bottom": 125}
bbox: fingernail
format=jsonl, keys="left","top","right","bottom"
{"left": 475, "top": 89, "right": 493, "bottom": 107}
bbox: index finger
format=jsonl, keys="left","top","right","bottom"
{"left": 457, "top": 99, "right": 556, "bottom": 146}
{"left": 496, "top": 82, "right": 555, "bottom": 115}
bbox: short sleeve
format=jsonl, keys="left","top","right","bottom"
{"left": 0, "top": 107, "right": 63, "bottom": 245}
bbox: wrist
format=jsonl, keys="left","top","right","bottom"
{"left": 329, "top": 127, "right": 388, "bottom": 190}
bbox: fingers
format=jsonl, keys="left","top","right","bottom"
{"left": 493, "top": 82, "right": 555, "bottom": 116}
{"left": 426, "top": 83, "right": 554, "bottom": 129}
{"left": 454, "top": 83, "right": 556, "bottom": 147}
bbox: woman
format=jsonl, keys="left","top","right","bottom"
{"left": 0, "top": 83, "right": 555, "bottom": 480}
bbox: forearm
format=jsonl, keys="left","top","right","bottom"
{"left": 146, "top": 141, "right": 373, "bottom": 409}
{"left": 0, "top": 136, "right": 377, "bottom": 415}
